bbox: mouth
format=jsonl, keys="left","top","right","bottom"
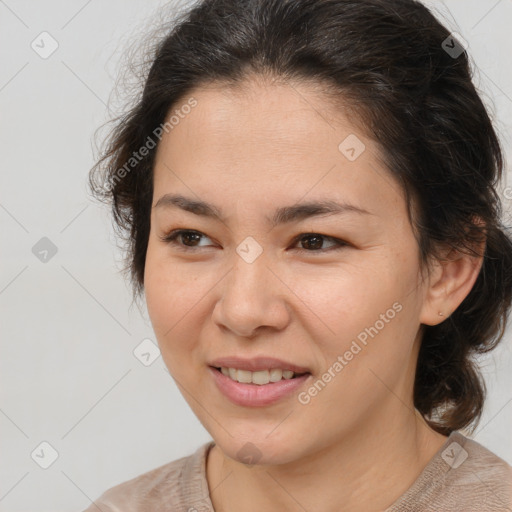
{"left": 211, "top": 366, "right": 310, "bottom": 385}
{"left": 208, "top": 365, "right": 312, "bottom": 407}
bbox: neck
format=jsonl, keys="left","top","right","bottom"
{"left": 206, "top": 408, "right": 448, "bottom": 512}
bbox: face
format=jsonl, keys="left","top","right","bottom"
{"left": 144, "top": 77, "right": 429, "bottom": 465}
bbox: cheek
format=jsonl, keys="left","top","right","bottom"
{"left": 143, "top": 246, "right": 211, "bottom": 354}
{"left": 292, "top": 259, "right": 420, "bottom": 367}
{"left": 289, "top": 262, "right": 405, "bottom": 331}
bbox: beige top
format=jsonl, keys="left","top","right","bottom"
{"left": 82, "top": 431, "right": 512, "bottom": 511}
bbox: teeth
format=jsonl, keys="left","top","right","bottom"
{"left": 269, "top": 368, "right": 283, "bottom": 382}
{"left": 237, "top": 369, "right": 252, "bottom": 384}
{"left": 219, "top": 367, "right": 303, "bottom": 385}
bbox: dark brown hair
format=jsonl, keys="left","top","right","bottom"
{"left": 88, "top": 0, "right": 512, "bottom": 436}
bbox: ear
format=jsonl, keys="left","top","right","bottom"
{"left": 419, "top": 236, "right": 485, "bottom": 326}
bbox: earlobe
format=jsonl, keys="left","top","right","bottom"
{"left": 419, "top": 244, "right": 485, "bottom": 326}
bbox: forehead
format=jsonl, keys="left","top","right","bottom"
{"left": 152, "top": 78, "right": 405, "bottom": 218}
{"left": 156, "top": 77, "right": 365, "bottom": 163}
{"left": 165, "top": 77, "right": 358, "bottom": 149}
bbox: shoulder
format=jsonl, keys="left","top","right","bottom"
{"left": 442, "top": 432, "right": 512, "bottom": 508}
{"left": 81, "top": 441, "right": 215, "bottom": 512}
{"left": 388, "top": 431, "right": 512, "bottom": 512}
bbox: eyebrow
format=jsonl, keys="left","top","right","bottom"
{"left": 153, "top": 193, "right": 374, "bottom": 227}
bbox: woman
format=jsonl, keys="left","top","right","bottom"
{"left": 84, "top": 0, "right": 512, "bottom": 510}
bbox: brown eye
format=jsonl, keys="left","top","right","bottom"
{"left": 160, "top": 229, "right": 348, "bottom": 254}
{"left": 292, "top": 233, "right": 348, "bottom": 252}
{"left": 160, "top": 229, "right": 214, "bottom": 250}
{"left": 177, "top": 231, "right": 202, "bottom": 246}
{"left": 300, "top": 234, "right": 325, "bottom": 250}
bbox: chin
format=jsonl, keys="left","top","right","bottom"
{"left": 211, "top": 428, "right": 305, "bottom": 467}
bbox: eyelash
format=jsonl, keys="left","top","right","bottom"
{"left": 159, "top": 229, "right": 349, "bottom": 254}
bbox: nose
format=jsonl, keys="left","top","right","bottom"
{"left": 211, "top": 249, "right": 291, "bottom": 338}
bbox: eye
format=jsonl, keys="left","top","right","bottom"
{"left": 159, "top": 229, "right": 215, "bottom": 251}
{"left": 290, "top": 233, "right": 348, "bottom": 253}
{"left": 160, "top": 229, "right": 348, "bottom": 253}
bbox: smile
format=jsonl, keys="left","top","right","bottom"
{"left": 216, "top": 367, "right": 307, "bottom": 385}
{"left": 209, "top": 366, "right": 312, "bottom": 407}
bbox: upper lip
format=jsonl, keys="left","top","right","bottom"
{"left": 209, "top": 356, "right": 311, "bottom": 374}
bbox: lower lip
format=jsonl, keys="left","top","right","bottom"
{"left": 208, "top": 366, "right": 311, "bottom": 407}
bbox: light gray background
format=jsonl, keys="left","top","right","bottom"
{"left": 1, "top": 1, "right": 511, "bottom": 510}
